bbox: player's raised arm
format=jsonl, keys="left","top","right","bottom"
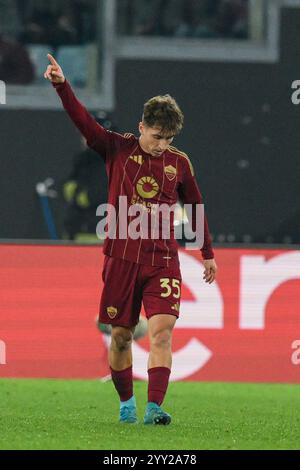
{"left": 44, "top": 54, "right": 111, "bottom": 158}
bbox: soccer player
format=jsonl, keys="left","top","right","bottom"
{"left": 44, "top": 54, "right": 217, "bottom": 425}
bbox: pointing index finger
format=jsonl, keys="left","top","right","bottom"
{"left": 47, "top": 54, "right": 59, "bottom": 67}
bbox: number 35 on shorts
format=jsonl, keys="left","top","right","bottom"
{"left": 160, "top": 278, "right": 181, "bottom": 299}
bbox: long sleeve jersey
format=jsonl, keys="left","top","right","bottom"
{"left": 54, "top": 80, "right": 214, "bottom": 268}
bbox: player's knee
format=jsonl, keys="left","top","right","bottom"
{"left": 150, "top": 329, "right": 172, "bottom": 349}
{"left": 111, "top": 327, "right": 133, "bottom": 352}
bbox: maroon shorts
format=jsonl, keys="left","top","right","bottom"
{"left": 99, "top": 256, "right": 182, "bottom": 328}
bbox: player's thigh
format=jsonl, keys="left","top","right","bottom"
{"left": 99, "top": 256, "right": 142, "bottom": 328}
{"left": 142, "top": 265, "right": 182, "bottom": 321}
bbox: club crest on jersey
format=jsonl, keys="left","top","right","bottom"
{"left": 130, "top": 155, "right": 144, "bottom": 165}
{"left": 164, "top": 165, "right": 177, "bottom": 181}
{"left": 107, "top": 306, "right": 118, "bottom": 319}
{"left": 136, "top": 176, "right": 160, "bottom": 199}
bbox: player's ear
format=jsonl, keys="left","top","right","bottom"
{"left": 138, "top": 122, "right": 144, "bottom": 134}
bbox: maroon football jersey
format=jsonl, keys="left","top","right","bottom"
{"left": 54, "top": 81, "right": 214, "bottom": 267}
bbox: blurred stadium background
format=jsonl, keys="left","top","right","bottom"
{"left": 1, "top": 0, "right": 300, "bottom": 450}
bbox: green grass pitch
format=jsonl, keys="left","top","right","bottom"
{"left": 1, "top": 378, "right": 299, "bottom": 450}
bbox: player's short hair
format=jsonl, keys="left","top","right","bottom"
{"left": 143, "top": 94, "right": 184, "bottom": 136}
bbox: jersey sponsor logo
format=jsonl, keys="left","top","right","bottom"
{"left": 130, "top": 155, "right": 144, "bottom": 165}
{"left": 130, "top": 194, "right": 158, "bottom": 214}
{"left": 164, "top": 165, "right": 177, "bottom": 181}
{"left": 107, "top": 306, "right": 118, "bottom": 319}
{"left": 136, "top": 176, "right": 159, "bottom": 199}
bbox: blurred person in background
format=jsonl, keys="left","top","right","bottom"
{"left": 174, "top": 0, "right": 248, "bottom": 39}
{"left": 0, "top": 0, "right": 34, "bottom": 84}
{"left": 19, "top": 1, "right": 76, "bottom": 47}
{"left": 215, "top": 0, "right": 248, "bottom": 38}
{"left": 19, "top": 0, "right": 97, "bottom": 47}
{"left": 132, "top": 0, "right": 168, "bottom": 36}
{"left": 0, "top": 30, "right": 34, "bottom": 84}
{"left": 118, "top": 0, "right": 248, "bottom": 38}
{"left": 174, "top": 0, "right": 219, "bottom": 38}
{"left": 118, "top": 0, "right": 182, "bottom": 37}
{"left": 0, "top": 0, "right": 22, "bottom": 39}
{"left": 71, "top": 0, "right": 97, "bottom": 44}
{"left": 62, "top": 113, "right": 114, "bottom": 241}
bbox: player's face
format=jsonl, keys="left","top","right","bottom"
{"left": 139, "top": 123, "right": 175, "bottom": 157}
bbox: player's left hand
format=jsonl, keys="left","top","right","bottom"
{"left": 44, "top": 54, "right": 65, "bottom": 84}
{"left": 203, "top": 258, "right": 217, "bottom": 284}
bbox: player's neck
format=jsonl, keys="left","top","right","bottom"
{"left": 138, "top": 136, "right": 150, "bottom": 155}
